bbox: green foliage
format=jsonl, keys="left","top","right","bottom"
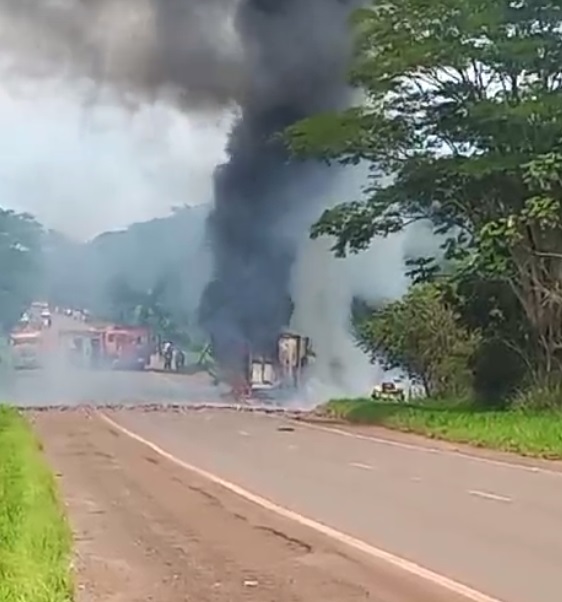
{"left": 0, "top": 408, "right": 72, "bottom": 601}
{"left": 513, "top": 381, "right": 562, "bottom": 411}
{"left": 357, "top": 283, "right": 480, "bottom": 397}
{"left": 106, "top": 275, "right": 195, "bottom": 349}
{"left": 287, "top": 0, "right": 562, "bottom": 255}
{"left": 42, "top": 204, "right": 209, "bottom": 355}
{"left": 441, "top": 273, "right": 531, "bottom": 402}
{"left": 0, "top": 209, "right": 43, "bottom": 332}
{"left": 323, "top": 399, "right": 562, "bottom": 458}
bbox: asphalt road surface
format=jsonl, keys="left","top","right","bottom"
{"left": 1, "top": 366, "right": 231, "bottom": 406}
{"left": 2, "top": 315, "right": 231, "bottom": 406}
{"left": 33, "top": 409, "right": 474, "bottom": 602}
{"left": 30, "top": 406, "right": 562, "bottom": 602}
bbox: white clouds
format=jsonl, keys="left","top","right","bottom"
{"left": 0, "top": 82, "right": 232, "bottom": 239}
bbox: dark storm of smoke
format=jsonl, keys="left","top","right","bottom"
{"left": 0, "top": 0, "right": 246, "bottom": 108}
{"left": 200, "top": 0, "right": 359, "bottom": 368}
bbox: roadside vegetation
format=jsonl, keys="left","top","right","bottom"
{"left": 0, "top": 208, "right": 43, "bottom": 334}
{"left": 0, "top": 407, "right": 72, "bottom": 602}
{"left": 285, "top": 0, "right": 562, "bottom": 457}
{"left": 323, "top": 400, "right": 562, "bottom": 459}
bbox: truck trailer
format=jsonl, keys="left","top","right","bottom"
{"left": 234, "top": 331, "right": 313, "bottom": 401}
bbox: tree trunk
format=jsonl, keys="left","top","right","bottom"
{"left": 512, "top": 232, "right": 562, "bottom": 384}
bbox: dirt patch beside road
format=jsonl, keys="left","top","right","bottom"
{"left": 31, "top": 409, "right": 469, "bottom": 602}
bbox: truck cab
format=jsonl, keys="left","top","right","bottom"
{"left": 10, "top": 331, "right": 44, "bottom": 370}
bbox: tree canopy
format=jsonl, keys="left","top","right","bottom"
{"left": 286, "top": 0, "right": 562, "bottom": 386}
{"left": 106, "top": 275, "right": 195, "bottom": 349}
{"left": 0, "top": 208, "right": 43, "bottom": 332}
{"left": 43, "top": 205, "right": 209, "bottom": 346}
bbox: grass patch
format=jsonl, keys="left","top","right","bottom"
{"left": 323, "top": 399, "right": 562, "bottom": 459}
{"left": 0, "top": 406, "right": 72, "bottom": 602}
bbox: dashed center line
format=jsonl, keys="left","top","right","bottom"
{"left": 349, "top": 462, "right": 374, "bottom": 471}
{"left": 468, "top": 489, "right": 512, "bottom": 503}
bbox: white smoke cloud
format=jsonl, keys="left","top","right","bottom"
{"left": 289, "top": 165, "right": 426, "bottom": 401}
{"left": 0, "top": 80, "right": 232, "bottom": 239}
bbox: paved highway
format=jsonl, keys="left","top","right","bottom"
{"left": 35, "top": 409, "right": 476, "bottom": 602}
{"left": 101, "top": 408, "right": 562, "bottom": 602}
{"left": 2, "top": 314, "right": 233, "bottom": 406}
{"left": 0, "top": 367, "right": 230, "bottom": 406}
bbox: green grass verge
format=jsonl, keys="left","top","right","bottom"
{"left": 0, "top": 407, "right": 73, "bottom": 602}
{"left": 324, "top": 399, "right": 562, "bottom": 459}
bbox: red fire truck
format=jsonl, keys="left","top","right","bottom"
{"left": 102, "top": 325, "right": 151, "bottom": 370}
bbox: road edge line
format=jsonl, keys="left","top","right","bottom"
{"left": 294, "top": 419, "right": 562, "bottom": 476}
{"left": 98, "top": 411, "right": 504, "bottom": 602}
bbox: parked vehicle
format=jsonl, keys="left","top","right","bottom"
{"left": 372, "top": 380, "right": 406, "bottom": 402}
{"left": 10, "top": 331, "right": 44, "bottom": 370}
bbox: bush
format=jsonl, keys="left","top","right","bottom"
{"left": 356, "top": 283, "right": 480, "bottom": 398}
{"left": 513, "top": 382, "right": 562, "bottom": 411}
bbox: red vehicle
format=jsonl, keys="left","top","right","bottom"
{"left": 57, "top": 324, "right": 152, "bottom": 370}
{"left": 102, "top": 326, "right": 151, "bottom": 370}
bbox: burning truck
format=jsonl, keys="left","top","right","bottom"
{"left": 213, "top": 330, "right": 315, "bottom": 402}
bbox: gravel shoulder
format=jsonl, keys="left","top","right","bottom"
{"left": 30, "top": 408, "right": 468, "bottom": 602}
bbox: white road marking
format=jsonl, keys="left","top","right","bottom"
{"left": 238, "top": 430, "right": 250, "bottom": 437}
{"left": 349, "top": 462, "right": 374, "bottom": 471}
{"left": 99, "top": 412, "right": 505, "bottom": 602}
{"left": 468, "top": 490, "right": 512, "bottom": 504}
{"left": 296, "top": 421, "right": 562, "bottom": 477}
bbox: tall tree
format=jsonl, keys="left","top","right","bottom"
{"left": 286, "top": 0, "right": 562, "bottom": 380}
{"left": 0, "top": 209, "right": 42, "bottom": 332}
{"left": 106, "top": 275, "right": 193, "bottom": 348}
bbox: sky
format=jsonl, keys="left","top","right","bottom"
{"left": 0, "top": 79, "right": 232, "bottom": 240}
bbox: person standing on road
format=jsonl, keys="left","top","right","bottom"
{"left": 163, "top": 342, "right": 173, "bottom": 371}
{"left": 174, "top": 348, "right": 185, "bottom": 372}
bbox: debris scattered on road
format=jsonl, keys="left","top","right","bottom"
{"left": 20, "top": 403, "right": 308, "bottom": 417}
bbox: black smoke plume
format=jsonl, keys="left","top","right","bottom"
{"left": 200, "top": 0, "right": 358, "bottom": 369}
